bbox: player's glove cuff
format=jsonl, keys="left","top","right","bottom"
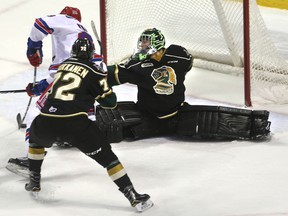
{"left": 26, "top": 38, "right": 43, "bottom": 67}
{"left": 26, "top": 79, "right": 49, "bottom": 97}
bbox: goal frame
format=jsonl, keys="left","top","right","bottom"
{"left": 99, "top": 0, "right": 253, "bottom": 106}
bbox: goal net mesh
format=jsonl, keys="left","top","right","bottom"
{"left": 101, "top": 0, "right": 288, "bottom": 105}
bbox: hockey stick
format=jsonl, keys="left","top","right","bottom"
{"left": 17, "top": 67, "right": 37, "bottom": 129}
{"left": 90, "top": 20, "right": 130, "bottom": 64}
{"left": 90, "top": 20, "right": 102, "bottom": 55}
{"left": 0, "top": 89, "right": 26, "bottom": 94}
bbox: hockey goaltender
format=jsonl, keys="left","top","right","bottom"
{"left": 95, "top": 28, "right": 271, "bottom": 143}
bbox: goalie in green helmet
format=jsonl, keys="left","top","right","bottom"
{"left": 132, "top": 28, "right": 166, "bottom": 61}
{"left": 97, "top": 27, "right": 270, "bottom": 143}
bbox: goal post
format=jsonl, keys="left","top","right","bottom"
{"left": 243, "top": 0, "right": 251, "bottom": 107}
{"left": 99, "top": 0, "right": 288, "bottom": 106}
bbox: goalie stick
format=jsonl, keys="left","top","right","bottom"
{"left": 17, "top": 67, "right": 37, "bottom": 129}
{"left": 90, "top": 20, "right": 130, "bottom": 64}
{"left": 91, "top": 20, "right": 131, "bottom": 64}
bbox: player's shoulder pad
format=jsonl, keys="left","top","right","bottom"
{"left": 41, "top": 14, "right": 60, "bottom": 22}
{"left": 165, "top": 44, "right": 192, "bottom": 60}
{"left": 96, "top": 65, "right": 107, "bottom": 74}
{"left": 65, "top": 58, "right": 107, "bottom": 76}
{"left": 90, "top": 61, "right": 107, "bottom": 75}
{"left": 120, "top": 57, "right": 141, "bottom": 69}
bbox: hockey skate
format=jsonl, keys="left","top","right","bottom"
{"left": 54, "top": 140, "right": 73, "bottom": 148}
{"left": 6, "top": 157, "right": 29, "bottom": 178}
{"left": 25, "top": 171, "right": 41, "bottom": 192}
{"left": 121, "top": 185, "right": 153, "bottom": 212}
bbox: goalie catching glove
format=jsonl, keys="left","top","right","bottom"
{"left": 26, "top": 37, "right": 43, "bottom": 67}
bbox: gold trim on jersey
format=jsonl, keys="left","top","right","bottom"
{"left": 40, "top": 112, "right": 88, "bottom": 118}
{"left": 95, "top": 89, "right": 113, "bottom": 100}
{"left": 100, "top": 104, "right": 118, "bottom": 109}
{"left": 157, "top": 102, "right": 185, "bottom": 119}
{"left": 158, "top": 110, "right": 178, "bottom": 119}
{"left": 151, "top": 49, "right": 165, "bottom": 61}
{"left": 114, "top": 65, "right": 121, "bottom": 84}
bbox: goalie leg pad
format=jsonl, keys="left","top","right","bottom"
{"left": 129, "top": 115, "right": 178, "bottom": 140}
{"left": 96, "top": 101, "right": 178, "bottom": 140}
{"left": 177, "top": 105, "right": 220, "bottom": 138}
{"left": 177, "top": 104, "right": 271, "bottom": 140}
{"left": 250, "top": 110, "right": 271, "bottom": 139}
{"left": 96, "top": 101, "right": 142, "bottom": 143}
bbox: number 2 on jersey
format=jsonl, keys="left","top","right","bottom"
{"left": 52, "top": 72, "right": 82, "bottom": 101}
{"left": 50, "top": 72, "right": 110, "bottom": 101}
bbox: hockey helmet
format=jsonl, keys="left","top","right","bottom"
{"left": 134, "top": 28, "right": 166, "bottom": 61}
{"left": 60, "top": 6, "right": 82, "bottom": 22}
{"left": 71, "top": 37, "right": 95, "bottom": 60}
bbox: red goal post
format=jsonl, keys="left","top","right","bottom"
{"left": 99, "top": 0, "right": 288, "bottom": 106}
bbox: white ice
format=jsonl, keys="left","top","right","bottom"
{"left": 0, "top": 1, "right": 288, "bottom": 216}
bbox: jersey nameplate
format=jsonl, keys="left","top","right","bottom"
{"left": 58, "top": 63, "right": 89, "bottom": 78}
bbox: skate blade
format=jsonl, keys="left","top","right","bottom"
{"left": 6, "top": 164, "right": 29, "bottom": 178}
{"left": 30, "top": 191, "right": 40, "bottom": 200}
{"left": 135, "top": 199, "right": 154, "bottom": 212}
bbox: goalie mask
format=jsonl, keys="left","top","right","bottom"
{"left": 71, "top": 37, "right": 95, "bottom": 60}
{"left": 133, "top": 28, "right": 165, "bottom": 61}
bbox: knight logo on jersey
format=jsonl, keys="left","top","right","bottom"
{"left": 151, "top": 66, "right": 177, "bottom": 95}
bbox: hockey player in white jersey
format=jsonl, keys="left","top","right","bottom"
{"left": 6, "top": 6, "right": 105, "bottom": 177}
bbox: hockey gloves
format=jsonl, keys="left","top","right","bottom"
{"left": 26, "top": 37, "right": 43, "bottom": 67}
{"left": 26, "top": 79, "right": 49, "bottom": 97}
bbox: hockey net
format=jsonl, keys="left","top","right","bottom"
{"left": 99, "top": 0, "right": 288, "bottom": 105}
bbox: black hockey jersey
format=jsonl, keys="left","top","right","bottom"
{"left": 108, "top": 45, "right": 193, "bottom": 118}
{"left": 42, "top": 57, "right": 116, "bottom": 116}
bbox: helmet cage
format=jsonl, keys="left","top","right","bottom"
{"left": 134, "top": 28, "right": 165, "bottom": 61}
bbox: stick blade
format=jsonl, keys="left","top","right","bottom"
{"left": 16, "top": 113, "right": 26, "bottom": 129}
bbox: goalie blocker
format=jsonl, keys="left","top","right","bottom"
{"left": 96, "top": 102, "right": 271, "bottom": 143}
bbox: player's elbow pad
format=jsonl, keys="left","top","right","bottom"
{"left": 107, "top": 65, "right": 120, "bottom": 86}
